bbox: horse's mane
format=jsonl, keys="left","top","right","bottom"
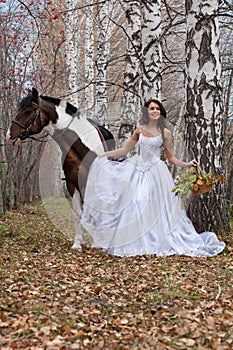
{"left": 19, "top": 95, "right": 34, "bottom": 108}
{"left": 40, "top": 95, "right": 78, "bottom": 116}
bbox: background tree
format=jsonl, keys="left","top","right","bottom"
{"left": 219, "top": 0, "right": 233, "bottom": 205}
{"left": 95, "top": 0, "right": 111, "bottom": 125}
{"left": 63, "top": 0, "right": 81, "bottom": 106}
{"left": 84, "top": 1, "right": 95, "bottom": 118}
{"left": 0, "top": 0, "right": 43, "bottom": 212}
{"left": 184, "top": 0, "right": 230, "bottom": 232}
{"left": 119, "top": 0, "right": 163, "bottom": 146}
{"left": 140, "top": 0, "right": 162, "bottom": 101}
{"left": 118, "top": 0, "right": 141, "bottom": 145}
{"left": 0, "top": 0, "right": 67, "bottom": 212}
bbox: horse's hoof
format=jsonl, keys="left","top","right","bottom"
{"left": 71, "top": 243, "right": 82, "bottom": 250}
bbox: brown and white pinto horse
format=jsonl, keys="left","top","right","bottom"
{"left": 6, "top": 88, "right": 115, "bottom": 249}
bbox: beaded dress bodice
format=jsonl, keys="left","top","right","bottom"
{"left": 138, "top": 133, "right": 163, "bottom": 161}
{"left": 129, "top": 133, "right": 163, "bottom": 172}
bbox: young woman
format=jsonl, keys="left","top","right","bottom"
{"left": 81, "top": 99, "right": 225, "bottom": 257}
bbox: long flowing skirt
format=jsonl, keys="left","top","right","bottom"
{"left": 81, "top": 156, "right": 225, "bottom": 257}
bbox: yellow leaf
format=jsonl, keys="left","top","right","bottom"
{"left": 224, "top": 310, "right": 233, "bottom": 319}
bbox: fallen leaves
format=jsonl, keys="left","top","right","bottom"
{"left": 0, "top": 204, "right": 232, "bottom": 349}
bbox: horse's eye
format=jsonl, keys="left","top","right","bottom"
{"left": 19, "top": 131, "right": 28, "bottom": 140}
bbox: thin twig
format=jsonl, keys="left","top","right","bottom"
{"left": 215, "top": 284, "right": 222, "bottom": 301}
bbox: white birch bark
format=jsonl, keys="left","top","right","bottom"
{"left": 120, "top": 0, "right": 162, "bottom": 146}
{"left": 185, "top": 0, "right": 229, "bottom": 232}
{"left": 84, "top": 4, "right": 95, "bottom": 118}
{"left": 119, "top": 0, "right": 142, "bottom": 145}
{"left": 95, "top": 1, "right": 111, "bottom": 125}
{"left": 141, "top": 0, "right": 162, "bottom": 101}
{"left": 64, "top": 0, "right": 81, "bottom": 107}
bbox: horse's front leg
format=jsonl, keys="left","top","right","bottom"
{"left": 72, "top": 189, "right": 85, "bottom": 249}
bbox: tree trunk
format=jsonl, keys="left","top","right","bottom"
{"left": 223, "top": 68, "right": 233, "bottom": 203}
{"left": 119, "top": 0, "right": 162, "bottom": 146}
{"left": 141, "top": 0, "right": 162, "bottom": 101}
{"left": 184, "top": 0, "right": 230, "bottom": 232}
{"left": 119, "top": 0, "right": 142, "bottom": 146}
{"left": 95, "top": 1, "right": 111, "bottom": 125}
{"left": 64, "top": 0, "right": 81, "bottom": 107}
{"left": 0, "top": 133, "right": 5, "bottom": 214}
{"left": 84, "top": 5, "right": 95, "bottom": 119}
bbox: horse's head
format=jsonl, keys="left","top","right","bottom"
{"left": 6, "top": 88, "right": 47, "bottom": 145}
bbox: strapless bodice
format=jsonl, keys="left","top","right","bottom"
{"left": 138, "top": 133, "right": 163, "bottom": 162}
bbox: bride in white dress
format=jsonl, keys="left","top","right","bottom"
{"left": 81, "top": 99, "right": 225, "bottom": 257}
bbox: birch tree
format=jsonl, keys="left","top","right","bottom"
{"left": 84, "top": 3, "right": 95, "bottom": 118}
{"left": 141, "top": 0, "right": 162, "bottom": 101}
{"left": 220, "top": 7, "right": 233, "bottom": 204}
{"left": 184, "top": 0, "right": 229, "bottom": 232}
{"left": 119, "top": 0, "right": 163, "bottom": 146}
{"left": 64, "top": 0, "right": 81, "bottom": 106}
{"left": 0, "top": 1, "right": 42, "bottom": 211}
{"left": 95, "top": 1, "right": 112, "bottom": 125}
{"left": 120, "top": 0, "right": 142, "bottom": 139}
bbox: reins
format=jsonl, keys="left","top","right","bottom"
{"left": 88, "top": 120, "right": 108, "bottom": 152}
{"left": 0, "top": 144, "right": 20, "bottom": 163}
{"left": 27, "top": 134, "right": 49, "bottom": 142}
{"left": 0, "top": 133, "right": 49, "bottom": 163}
{"left": 6, "top": 97, "right": 110, "bottom": 163}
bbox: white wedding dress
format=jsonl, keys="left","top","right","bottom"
{"left": 81, "top": 133, "right": 225, "bottom": 257}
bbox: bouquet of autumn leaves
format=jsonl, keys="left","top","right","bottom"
{"left": 172, "top": 166, "right": 226, "bottom": 207}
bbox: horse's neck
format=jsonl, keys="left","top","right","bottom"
{"left": 53, "top": 103, "right": 105, "bottom": 155}
{"left": 41, "top": 100, "right": 70, "bottom": 136}
{"left": 53, "top": 129, "right": 95, "bottom": 162}
{"left": 55, "top": 129, "right": 97, "bottom": 192}
{"left": 42, "top": 100, "right": 104, "bottom": 155}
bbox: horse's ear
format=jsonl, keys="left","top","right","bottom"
{"left": 32, "top": 88, "right": 39, "bottom": 100}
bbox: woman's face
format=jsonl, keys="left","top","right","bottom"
{"left": 148, "top": 102, "right": 161, "bottom": 121}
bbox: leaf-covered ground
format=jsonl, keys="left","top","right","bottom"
{"left": 0, "top": 204, "right": 232, "bottom": 350}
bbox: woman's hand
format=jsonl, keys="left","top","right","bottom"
{"left": 188, "top": 159, "right": 198, "bottom": 167}
{"left": 97, "top": 154, "right": 105, "bottom": 159}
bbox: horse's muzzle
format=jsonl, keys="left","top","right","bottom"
{"left": 6, "top": 130, "right": 21, "bottom": 146}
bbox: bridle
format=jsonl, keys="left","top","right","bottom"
{"left": 0, "top": 101, "right": 48, "bottom": 164}
{"left": 12, "top": 101, "right": 42, "bottom": 140}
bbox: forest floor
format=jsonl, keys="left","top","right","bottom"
{"left": 0, "top": 203, "right": 232, "bottom": 350}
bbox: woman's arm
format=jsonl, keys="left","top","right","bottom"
{"left": 98, "top": 128, "right": 140, "bottom": 159}
{"left": 164, "top": 128, "right": 198, "bottom": 168}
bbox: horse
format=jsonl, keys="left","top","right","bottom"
{"left": 6, "top": 87, "right": 116, "bottom": 249}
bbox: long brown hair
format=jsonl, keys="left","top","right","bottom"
{"left": 140, "top": 99, "right": 167, "bottom": 144}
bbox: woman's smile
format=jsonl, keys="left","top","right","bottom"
{"left": 148, "top": 102, "right": 161, "bottom": 120}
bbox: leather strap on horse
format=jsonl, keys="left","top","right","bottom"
{"left": 88, "top": 120, "right": 108, "bottom": 152}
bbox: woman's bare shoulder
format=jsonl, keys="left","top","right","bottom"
{"left": 164, "top": 128, "right": 172, "bottom": 137}
{"left": 130, "top": 127, "right": 140, "bottom": 141}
